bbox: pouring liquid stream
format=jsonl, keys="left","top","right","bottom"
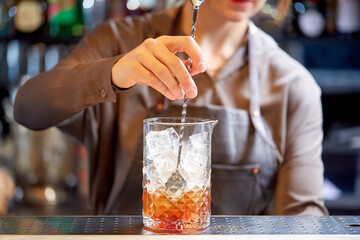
{"left": 164, "top": 1, "right": 202, "bottom": 202}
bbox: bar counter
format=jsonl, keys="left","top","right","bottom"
{"left": 1, "top": 216, "right": 360, "bottom": 239}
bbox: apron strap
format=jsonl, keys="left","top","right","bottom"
{"left": 248, "top": 22, "right": 283, "bottom": 163}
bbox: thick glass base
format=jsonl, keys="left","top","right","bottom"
{"left": 143, "top": 215, "right": 210, "bottom": 234}
{"left": 142, "top": 185, "right": 211, "bottom": 233}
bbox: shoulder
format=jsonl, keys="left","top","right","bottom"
{"left": 106, "top": 7, "right": 181, "bottom": 40}
{"left": 79, "top": 7, "right": 181, "bottom": 54}
{"left": 252, "top": 25, "right": 321, "bottom": 103}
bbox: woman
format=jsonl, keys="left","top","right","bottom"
{"left": 13, "top": 0, "right": 328, "bottom": 215}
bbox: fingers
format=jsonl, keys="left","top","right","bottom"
{"left": 146, "top": 36, "right": 206, "bottom": 98}
{"left": 112, "top": 36, "right": 206, "bottom": 100}
{"left": 138, "top": 65, "right": 177, "bottom": 101}
{"left": 151, "top": 44, "right": 197, "bottom": 99}
{"left": 138, "top": 47, "right": 185, "bottom": 99}
{"left": 158, "top": 36, "right": 206, "bottom": 75}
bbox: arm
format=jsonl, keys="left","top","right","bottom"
{"left": 13, "top": 21, "right": 121, "bottom": 132}
{"left": 276, "top": 70, "right": 329, "bottom": 216}
{"left": 0, "top": 168, "right": 15, "bottom": 215}
{"left": 14, "top": 20, "right": 206, "bottom": 135}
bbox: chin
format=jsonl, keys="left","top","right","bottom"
{"left": 221, "top": 0, "right": 264, "bottom": 22}
{"left": 224, "top": 11, "right": 251, "bottom": 22}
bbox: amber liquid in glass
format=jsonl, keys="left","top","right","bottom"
{"left": 143, "top": 183, "right": 211, "bottom": 233}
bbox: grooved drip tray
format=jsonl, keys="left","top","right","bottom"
{"left": 0, "top": 216, "right": 359, "bottom": 235}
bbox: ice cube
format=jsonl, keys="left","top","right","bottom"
{"left": 181, "top": 151, "right": 207, "bottom": 173}
{"left": 143, "top": 162, "right": 159, "bottom": 192}
{"left": 149, "top": 149, "right": 178, "bottom": 184}
{"left": 180, "top": 150, "right": 208, "bottom": 189}
{"left": 189, "top": 132, "right": 208, "bottom": 148}
{"left": 143, "top": 161, "right": 156, "bottom": 181}
{"left": 180, "top": 132, "right": 209, "bottom": 173}
{"left": 189, "top": 132, "right": 209, "bottom": 156}
{"left": 146, "top": 128, "right": 179, "bottom": 156}
{"left": 178, "top": 132, "right": 210, "bottom": 189}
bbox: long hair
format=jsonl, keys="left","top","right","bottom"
{"left": 275, "top": 0, "right": 291, "bottom": 23}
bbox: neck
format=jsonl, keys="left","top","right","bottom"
{"left": 180, "top": 2, "right": 248, "bottom": 75}
{"left": 181, "top": 2, "right": 248, "bottom": 47}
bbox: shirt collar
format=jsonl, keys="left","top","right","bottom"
{"left": 214, "top": 22, "right": 278, "bottom": 81}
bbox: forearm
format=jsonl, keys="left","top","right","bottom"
{"left": 276, "top": 157, "right": 328, "bottom": 216}
{"left": 275, "top": 120, "right": 328, "bottom": 216}
{"left": 0, "top": 168, "right": 15, "bottom": 216}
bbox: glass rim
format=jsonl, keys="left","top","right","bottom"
{"left": 143, "top": 117, "right": 218, "bottom": 126}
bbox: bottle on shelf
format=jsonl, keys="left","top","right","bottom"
{"left": 107, "top": 0, "right": 124, "bottom": 19}
{"left": 0, "top": 0, "right": 16, "bottom": 38}
{"left": 13, "top": 0, "right": 48, "bottom": 38}
{"left": 335, "top": 0, "right": 360, "bottom": 40}
{"left": 0, "top": 42, "right": 8, "bottom": 87}
{"left": 47, "top": 0, "right": 83, "bottom": 38}
{"left": 124, "top": 0, "right": 157, "bottom": 16}
{"left": 325, "top": 0, "right": 336, "bottom": 35}
{"left": 82, "top": 0, "right": 107, "bottom": 33}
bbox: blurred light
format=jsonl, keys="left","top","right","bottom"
{"left": 127, "top": 0, "right": 140, "bottom": 11}
{"left": 83, "top": 0, "right": 94, "bottom": 9}
{"left": 261, "top": 3, "right": 277, "bottom": 18}
{"left": 294, "top": 2, "right": 306, "bottom": 14}
{"left": 323, "top": 178, "right": 342, "bottom": 200}
{"left": 40, "top": 2, "right": 47, "bottom": 11}
{"left": 8, "top": 6, "right": 17, "bottom": 18}
{"left": 72, "top": 24, "right": 84, "bottom": 36}
{"left": 45, "top": 45, "right": 60, "bottom": 71}
{"left": 45, "top": 187, "right": 57, "bottom": 203}
{"left": 139, "top": 0, "right": 156, "bottom": 9}
{"left": 14, "top": 186, "right": 24, "bottom": 201}
{"left": 298, "top": 9, "right": 325, "bottom": 38}
{"left": 65, "top": 173, "right": 77, "bottom": 188}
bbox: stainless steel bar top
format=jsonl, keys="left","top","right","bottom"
{"left": 0, "top": 216, "right": 360, "bottom": 239}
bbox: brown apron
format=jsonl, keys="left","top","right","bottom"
{"left": 111, "top": 23, "right": 281, "bottom": 215}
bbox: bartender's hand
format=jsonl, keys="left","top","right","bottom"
{"left": 111, "top": 36, "right": 206, "bottom": 100}
{"left": 0, "top": 169, "right": 15, "bottom": 215}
